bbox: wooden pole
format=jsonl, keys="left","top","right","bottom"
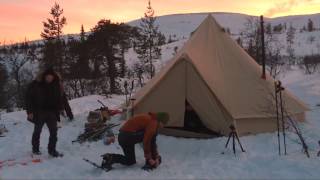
{"left": 260, "top": 15, "right": 266, "bottom": 79}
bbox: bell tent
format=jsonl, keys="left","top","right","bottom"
{"left": 132, "top": 15, "right": 309, "bottom": 138}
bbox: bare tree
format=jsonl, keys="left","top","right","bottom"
{"left": 0, "top": 42, "right": 36, "bottom": 107}
{"left": 240, "top": 17, "right": 262, "bottom": 64}
{"left": 301, "top": 55, "right": 320, "bottom": 74}
{"left": 241, "top": 17, "right": 285, "bottom": 78}
{"left": 286, "top": 23, "right": 296, "bottom": 64}
{"left": 265, "top": 32, "right": 285, "bottom": 79}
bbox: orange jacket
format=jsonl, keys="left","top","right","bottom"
{"left": 120, "top": 113, "right": 158, "bottom": 159}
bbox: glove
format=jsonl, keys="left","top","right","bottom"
{"left": 155, "top": 155, "right": 162, "bottom": 166}
{"left": 60, "top": 111, "right": 66, "bottom": 117}
{"left": 142, "top": 159, "right": 157, "bottom": 171}
{"left": 27, "top": 113, "right": 35, "bottom": 124}
{"left": 68, "top": 114, "right": 74, "bottom": 121}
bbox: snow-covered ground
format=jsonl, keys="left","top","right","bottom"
{"left": 0, "top": 68, "right": 320, "bottom": 179}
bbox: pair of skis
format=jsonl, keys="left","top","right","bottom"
{"left": 0, "top": 154, "right": 42, "bottom": 169}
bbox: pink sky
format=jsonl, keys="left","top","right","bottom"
{"left": 1, "top": 0, "right": 320, "bottom": 43}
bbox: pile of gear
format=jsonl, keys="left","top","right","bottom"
{"left": 72, "top": 106, "right": 119, "bottom": 144}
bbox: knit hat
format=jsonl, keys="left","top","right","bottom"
{"left": 156, "top": 112, "right": 170, "bottom": 125}
{"left": 43, "top": 67, "right": 56, "bottom": 77}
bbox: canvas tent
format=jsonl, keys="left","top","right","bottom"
{"left": 132, "top": 15, "right": 309, "bottom": 137}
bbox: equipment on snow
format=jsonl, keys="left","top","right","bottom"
{"left": 223, "top": 125, "right": 245, "bottom": 155}
{"left": 83, "top": 158, "right": 112, "bottom": 172}
{"left": 73, "top": 100, "right": 121, "bottom": 144}
{"left": 87, "top": 108, "right": 109, "bottom": 124}
{"left": 86, "top": 100, "right": 121, "bottom": 125}
{"left": 72, "top": 123, "right": 120, "bottom": 144}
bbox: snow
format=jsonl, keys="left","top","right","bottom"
{"left": 129, "top": 12, "right": 320, "bottom": 57}
{"left": 1, "top": 68, "right": 320, "bottom": 179}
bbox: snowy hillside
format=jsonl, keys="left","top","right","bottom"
{"left": 129, "top": 12, "right": 320, "bottom": 38}
{"left": 1, "top": 68, "right": 320, "bottom": 179}
{"left": 129, "top": 12, "right": 320, "bottom": 56}
{"left": 129, "top": 12, "right": 253, "bottom": 37}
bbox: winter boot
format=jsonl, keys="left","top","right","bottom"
{"left": 48, "top": 150, "right": 64, "bottom": 158}
{"left": 32, "top": 149, "right": 42, "bottom": 155}
{"left": 101, "top": 153, "right": 113, "bottom": 170}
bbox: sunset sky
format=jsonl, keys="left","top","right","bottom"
{"left": 1, "top": 0, "right": 320, "bottom": 43}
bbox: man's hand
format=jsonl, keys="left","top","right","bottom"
{"left": 68, "top": 114, "right": 74, "bottom": 121}
{"left": 142, "top": 159, "right": 157, "bottom": 171}
{"left": 148, "top": 159, "right": 156, "bottom": 166}
{"left": 155, "top": 155, "right": 162, "bottom": 166}
{"left": 27, "top": 113, "right": 34, "bottom": 123}
{"left": 27, "top": 113, "right": 33, "bottom": 120}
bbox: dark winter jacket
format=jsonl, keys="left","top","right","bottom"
{"left": 25, "top": 70, "right": 73, "bottom": 120}
{"left": 26, "top": 81, "right": 61, "bottom": 114}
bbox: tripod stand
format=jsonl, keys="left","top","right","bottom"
{"left": 224, "top": 125, "right": 245, "bottom": 155}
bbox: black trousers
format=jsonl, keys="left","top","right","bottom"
{"left": 109, "top": 131, "right": 156, "bottom": 166}
{"left": 32, "top": 111, "right": 58, "bottom": 152}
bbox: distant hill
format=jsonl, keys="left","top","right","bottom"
{"left": 128, "top": 12, "right": 320, "bottom": 39}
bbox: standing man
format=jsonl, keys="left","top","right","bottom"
{"left": 25, "top": 68, "right": 72, "bottom": 157}
{"left": 101, "top": 112, "right": 169, "bottom": 171}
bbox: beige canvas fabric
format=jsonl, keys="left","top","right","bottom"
{"left": 132, "top": 15, "right": 309, "bottom": 136}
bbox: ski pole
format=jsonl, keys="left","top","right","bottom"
{"left": 97, "top": 100, "right": 107, "bottom": 108}
{"left": 275, "top": 81, "right": 281, "bottom": 156}
{"left": 279, "top": 83, "right": 287, "bottom": 155}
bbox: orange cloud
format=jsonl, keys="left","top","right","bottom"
{"left": 264, "top": 0, "right": 315, "bottom": 17}
{"left": 1, "top": 0, "right": 320, "bottom": 43}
